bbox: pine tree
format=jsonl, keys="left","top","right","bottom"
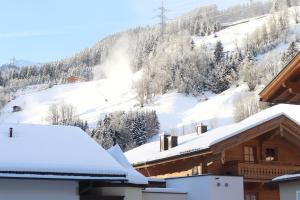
{"left": 129, "top": 112, "right": 147, "bottom": 146}
{"left": 214, "top": 41, "right": 225, "bottom": 64}
{"left": 282, "top": 41, "right": 298, "bottom": 64}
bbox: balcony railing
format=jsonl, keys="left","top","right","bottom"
{"left": 223, "top": 161, "right": 300, "bottom": 181}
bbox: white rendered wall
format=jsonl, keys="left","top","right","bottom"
{"left": 279, "top": 181, "right": 300, "bottom": 200}
{"left": 166, "top": 175, "right": 244, "bottom": 200}
{"left": 142, "top": 191, "right": 187, "bottom": 200}
{"left": 0, "top": 179, "right": 79, "bottom": 200}
{"left": 100, "top": 187, "right": 143, "bottom": 200}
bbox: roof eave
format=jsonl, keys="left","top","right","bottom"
{"left": 259, "top": 52, "right": 300, "bottom": 103}
{"left": 133, "top": 148, "right": 212, "bottom": 168}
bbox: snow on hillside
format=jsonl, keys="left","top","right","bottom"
{"left": 195, "top": 7, "right": 300, "bottom": 52}
{"left": 1, "top": 8, "right": 299, "bottom": 133}
{"left": 195, "top": 15, "right": 268, "bottom": 51}
{"left": 0, "top": 72, "right": 250, "bottom": 131}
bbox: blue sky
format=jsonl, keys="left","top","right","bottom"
{"left": 0, "top": 0, "right": 248, "bottom": 64}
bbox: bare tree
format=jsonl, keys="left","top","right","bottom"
{"left": 292, "top": 8, "right": 300, "bottom": 24}
{"left": 47, "top": 103, "right": 78, "bottom": 125}
{"left": 234, "top": 94, "right": 269, "bottom": 122}
{"left": 47, "top": 104, "right": 60, "bottom": 125}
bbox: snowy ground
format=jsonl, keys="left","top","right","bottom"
{"left": 0, "top": 72, "right": 251, "bottom": 132}
{"left": 195, "top": 7, "right": 300, "bottom": 52}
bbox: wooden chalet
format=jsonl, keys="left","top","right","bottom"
{"left": 66, "top": 76, "right": 81, "bottom": 84}
{"left": 260, "top": 52, "right": 300, "bottom": 104}
{"left": 126, "top": 105, "right": 300, "bottom": 200}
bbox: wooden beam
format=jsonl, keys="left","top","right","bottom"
{"left": 283, "top": 81, "right": 300, "bottom": 94}
{"left": 281, "top": 130, "right": 300, "bottom": 149}
{"left": 135, "top": 151, "right": 212, "bottom": 169}
{"left": 281, "top": 124, "right": 300, "bottom": 140}
{"left": 259, "top": 129, "right": 280, "bottom": 143}
{"left": 274, "top": 89, "right": 296, "bottom": 103}
{"left": 259, "top": 52, "right": 300, "bottom": 103}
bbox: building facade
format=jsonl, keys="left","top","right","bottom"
{"left": 260, "top": 52, "right": 300, "bottom": 200}
{"left": 126, "top": 105, "right": 300, "bottom": 200}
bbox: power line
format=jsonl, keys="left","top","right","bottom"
{"left": 157, "top": 0, "right": 168, "bottom": 39}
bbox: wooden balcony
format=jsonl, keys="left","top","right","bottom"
{"left": 223, "top": 161, "right": 300, "bottom": 182}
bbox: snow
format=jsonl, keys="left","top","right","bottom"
{"left": 143, "top": 188, "right": 187, "bottom": 194}
{"left": 194, "top": 15, "right": 268, "bottom": 51}
{"left": 195, "top": 7, "right": 300, "bottom": 52}
{"left": 107, "top": 145, "right": 148, "bottom": 185}
{"left": 2, "top": 7, "right": 300, "bottom": 133}
{"left": 0, "top": 173, "right": 126, "bottom": 181}
{"left": 273, "top": 173, "right": 300, "bottom": 182}
{"left": 125, "top": 104, "right": 300, "bottom": 165}
{"left": 0, "top": 124, "right": 127, "bottom": 179}
{"left": 0, "top": 75, "right": 250, "bottom": 132}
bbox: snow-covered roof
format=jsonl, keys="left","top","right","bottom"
{"left": 125, "top": 104, "right": 300, "bottom": 165}
{"left": 0, "top": 124, "right": 127, "bottom": 180}
{"left": 107, "top": 145, "right": 148, "bottom": 185}
{"left": 273, "top": 173, "right": 300, "bottom": 183}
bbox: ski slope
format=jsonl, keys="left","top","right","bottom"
{"left": 0, "top": 72, "right": 251, "bottom": 131}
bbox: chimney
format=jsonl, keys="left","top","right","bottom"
{"left": 168, "top": 136, "right": 178, "bottom": 149}
{"left": 160, "top": 133, "right": 170, "bottom": 152}
{"left": 9, "top": 128, "right": 13, "bottom": 138}
{"left": 195, "top": 123, "right": 208, "bottom": 135}
{"left": 160, "top": 134, "right": 178, "bottom": 151}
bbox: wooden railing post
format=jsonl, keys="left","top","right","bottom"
{"left": 235, "top": 162, "right": 300, "bottom": 180}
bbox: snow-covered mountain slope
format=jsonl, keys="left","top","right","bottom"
{"left": 0, "top": 71, "right": 251, "bottom": 132}
{"left": 195, "top": 7, "right": 300, "bottom": 51}
{"left": 195, "top": 15, "right": 268, "bottom": 51}
{"left": 1, "top": 7, "right": 299, "bottom": 133}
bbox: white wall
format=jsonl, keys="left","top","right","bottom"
{"left": 143, "top": 191, "right": 187, "bottom": 200}
{"left": 100, "top": 187, "right": 143, "bottom": 200}
{"left": 0, "top": 179, "right": 78, "bottom": 200}
{"left": 279, "top": 181, "right": 300, "bottom": 200}
{"left": 166, "top": 175, "right": 244, "bottom": 200}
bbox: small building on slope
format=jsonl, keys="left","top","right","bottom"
{"left": 125, "top": 104, "right": 300, "bottom": 200}
{"left": 66, "top": 76, "right": 82, "bottom": 84}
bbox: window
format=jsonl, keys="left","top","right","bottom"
{"left": 296, "top": 191, "right": 300, "bottom": 200}
{"left": 244, "top": 146, "right": 256, "bottom": 163}
{"left": 265, "top": 148, "right": 278, "bottom": 161}
{"left": 246, "top": 193, "right": 257, "bottom": 200}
